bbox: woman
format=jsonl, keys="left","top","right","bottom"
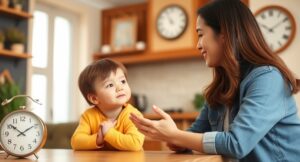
{"left": 130, "top": 0, "right": 300, "bottom": 161}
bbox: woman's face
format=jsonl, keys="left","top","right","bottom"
{"left": 196, "top": 16, "right": 224, "bottom": 67}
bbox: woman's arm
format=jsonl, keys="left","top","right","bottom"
{"left": 130, "top": 105, "right": 205, "bottom": 152}
{"left": 187, "top": 103, "right": 211, "bottom": 133}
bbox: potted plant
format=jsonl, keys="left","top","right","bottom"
{"left": 0, "top": 31, "right": 4, "bottom": 50}
{"left": 5, "top": 28, "right": 26, "bottom": 53}
{"left": 193, "top": 93, "right": 205, "bottom": 111}
{"left": 0, "top": 0, "right": 9, "bottom": 7}
{"left": 12, "top": 0, "right": 23, "bottom": 11}
{"left": 0, "top": 81, "right": 25, "bottom": 122}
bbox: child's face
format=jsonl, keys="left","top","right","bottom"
{"left": 90, "top": 68, "right": 131, "bottom": 109}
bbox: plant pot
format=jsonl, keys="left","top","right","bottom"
{"left": 0, "top": 0, "right": 9, "bottom": 7}
{"left": 0, "top": 43, "right": 3, "bottom": 50}
{"left": 11, "top": 43, "right": 24, "bottom": 53}
{"left": 14, "top": 4, "right": 22, "bottom": 11}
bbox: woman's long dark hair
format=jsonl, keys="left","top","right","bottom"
{"left": 198, "top": 0, "right": 299, "bottom": 108}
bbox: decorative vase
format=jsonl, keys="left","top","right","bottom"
{"left": 0, "top": 0, "right": 9, "bottom": 7}
{"left": 11, "top": 43, "right": 24, "bottom": 53}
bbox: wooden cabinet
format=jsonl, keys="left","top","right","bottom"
{"left": 0, "top": 5, "right": 32, "bottom": 59}
{"left": 142, "top": 112, "right": 199, "bottom": 150}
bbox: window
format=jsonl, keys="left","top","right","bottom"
{"left": 31, "top": 4, "right": 78, "bottom": 123}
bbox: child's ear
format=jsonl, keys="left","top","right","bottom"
{"left": 87, "top": 94, "right": 99, "bottom": 105}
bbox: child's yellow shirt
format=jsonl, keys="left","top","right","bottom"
{"left": 71, "top": 104, "right": 144, "bottom": 151}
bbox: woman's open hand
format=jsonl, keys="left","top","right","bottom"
{"left": 130, "top": 105, "right": 178, "bottom": 142}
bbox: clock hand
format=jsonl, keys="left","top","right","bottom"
{"left": 17, "top": 126, "right": 34, "bottom": 137}
{"left": 270, "top": 18, "right": 287, "bottom": 30}
{"left": 259, "top": 23, "right": 273, "bottom": 33}
{"left": 9, "top": 124, "right": 26, "bottom": 136}
{"left": 166, "top": 14, "right": 174, "bottom": 25}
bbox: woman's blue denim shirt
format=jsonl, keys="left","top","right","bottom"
{"left": 188, "top": 66, "right": 300, "bottom": 162}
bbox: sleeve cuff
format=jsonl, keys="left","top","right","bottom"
{"left": 203, "top": 132, "right": 218, "bottom": 154}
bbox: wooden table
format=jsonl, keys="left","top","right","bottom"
{"left": 0, "top": 149, "right": 224, "bottom": 162}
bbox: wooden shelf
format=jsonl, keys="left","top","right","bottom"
{"left": 94, "top": 49, "right": 145, "bottom": 59}
{"left": 0, "top": 49, "right": 32, "bottom": 59}
{"left": 94, "top": 48, "right": 202, "bottom": 65}
{"left": 0, "top": 6, "right": 33, "bottom": 19}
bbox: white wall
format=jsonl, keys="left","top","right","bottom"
{"left": 250, "top": 0, "right": 300, "bottom": 116}
{"left": 127, "top": 60, "right": 212, "bottom": 112}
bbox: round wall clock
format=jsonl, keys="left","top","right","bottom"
{"left": 254, "top": 5, "right": 296, "bottom": 54}
{"left": 156, "top": 5, "right": 188, "bottom": 40}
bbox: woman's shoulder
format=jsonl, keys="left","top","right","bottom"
{"left": 241, "top": 65, "right": 288, "bottom": 93}
{"left": 242, "top": 65, "right": 282, "bottom": 83}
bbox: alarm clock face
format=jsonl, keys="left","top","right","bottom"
{"left": 0, "top": 110, "right": 46, "bottom": 157}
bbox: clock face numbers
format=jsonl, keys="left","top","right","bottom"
{"left": 0, "top": 111, "right": 44, "bottom": 156}
{"left": 255, "top": 7, "right": 294, "bottom": 53}
{"left": 156, "top": 5, "right": 188, "bottom": 40}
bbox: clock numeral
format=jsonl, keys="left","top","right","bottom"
{"left": 283, "top": 34, "right": 289, "bottom": 40}
{"left": 33, "top": 138, "right": 37, "bottom": 143}
{"left": 268, "top": 10, "right": 273, "bottom": 17}
{"left": 277, "top": 12, "right": 281, "bottom": 18}
{"left": 285, "top": 26, "right": 291, "bottom": 30}
{"left": 7, "top": 139, "right": 12, "bottom": 145}
{"left": 29, "top": 118, "right": 32, "bottom": 123}
{"left": 4, "top": 131, "right": 9, "bottom": 136}
{"left": 20, "top": 116, "right": 26, "bottom": 122}
{"left": 261, "top": 13, "right": 266, "bottom": 19}
{"left": 13, "top": 118, "right": 17, "bottom": 124}
{"left": 28, "top": 144, "right": 32, "bottom": 149}
{"left": 278, "top": 41, "right": 282, "bottom": 46}
{"left": 34, "top": 124, "right": 39, "bottom": 129}
{"left": 20, "top": 145, "right": 24, "bottom": 151}
{"left": 283, "top": 17, "right": 288, "bottom": 22}
{"left": 7, "top": 124, "right": 12, "bottom": 129}
{"left": 13, "top": 144, "right": 17, "bottom": 150}
{"left": 36, "top": 131, "right": 40, "bottom": 137}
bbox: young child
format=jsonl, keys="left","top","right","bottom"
{"left": 71, "top": 58, "right": 144, "bottom": 151}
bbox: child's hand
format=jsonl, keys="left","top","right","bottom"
{"left": 101, "top": 120, "right": 117, "bottom": 135}
{"left": 96, "top": 126, "right": 104, "bottom": 147}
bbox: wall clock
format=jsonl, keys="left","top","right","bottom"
{"left": 156, "top": 5, "right": 188, "bottom": 40}
{"left": 0, "top": 95, "right": 47, "bottom": 159}
{"left": 254, "top": 5, "right": 296, "bottom": 54}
